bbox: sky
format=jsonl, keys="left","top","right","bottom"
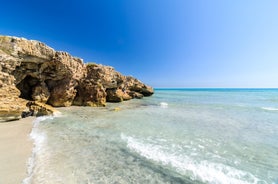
{"left": 1, "top": 0, "right": 278, "bottom": 88}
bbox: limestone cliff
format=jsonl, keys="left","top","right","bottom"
{"left": 0, "top": 35, "right": 154, "bottom": 121}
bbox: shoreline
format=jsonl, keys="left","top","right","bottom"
{"left": 0, "top": 117, "right": 35, "bottom": 184}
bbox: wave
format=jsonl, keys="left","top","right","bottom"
{"left": 23, "top": 114, "right": 61, "bottom": 184}
{"left": 261, "top": 107, "right": 278, "bottom": 111}
{"left": 121, "top": 134, "right": 265, "bottom": 184}
{"left": 160, "top": 102, "right": 168, "bottom": 108}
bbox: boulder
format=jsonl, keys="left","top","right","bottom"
{"left": 26, "top": 101, "right": 59, "bottom": 117}
{"left": 106, "top": 89, "right": 124, "bottom": 102}
{"left": 0, "top": 87, "right": 27, "bottom": 122}
{"left": 73, "top": 80, "right": 107, "bottom": 107}
{"left": 128, "top": 91, "right": 144, "bottom": 99}
{"left": 124, "top": 76, "right": 154, "bottom": 96}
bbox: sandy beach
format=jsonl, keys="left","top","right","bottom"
{"left": 0, "top": 117, "right": 35, "bottom": 184}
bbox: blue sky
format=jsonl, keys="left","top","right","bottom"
{"left": 1, "top": 0, "right": 278, "bottom": 88}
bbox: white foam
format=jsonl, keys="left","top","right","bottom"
{"left": 53, "top": 111, "right": 63, "bottom": 117}
{"left": 160, "top": 102, "right": 168, "bottom": 108}
{"left": 121, "top": 134, "right": 265, "bottom": 184}
{"left": 261, "top": 107, "right": 278, "bottom": 111}
{"left": 22, "top": 115, "right": 57, "bottom": 184}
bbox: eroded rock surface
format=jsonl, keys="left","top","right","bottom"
{"left": 0, "top": 35, "right": 154, "bottom": 121}
{"left": 26, "top": 101, "right": 59, "bottom": 117}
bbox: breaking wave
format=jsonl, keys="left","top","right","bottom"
{"left": 121, "top": 134, "right": 265, "bottom": 184}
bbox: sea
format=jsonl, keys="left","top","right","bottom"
{"left": 24, "top": 89, "right": 278, "bottom": 184}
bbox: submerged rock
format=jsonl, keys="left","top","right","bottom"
{"left": 0, "top": 35, "right": 154, "bottom": 121}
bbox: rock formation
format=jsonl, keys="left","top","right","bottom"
{"left": 0, "top": 35, "right": 154, "bottom": 121}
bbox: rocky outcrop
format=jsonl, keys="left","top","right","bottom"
{"left": 0, "top": 85, "right": 27, "bottom": 122}
{"left": 25, "top": 101, "right": 59, "bottom": 117}
{"left": 0, "top": 35, "right": 154, "bottom": 121}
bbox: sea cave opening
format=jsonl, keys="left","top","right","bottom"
{"left": 16, "top": 75, "right": 39, "bottom": 100}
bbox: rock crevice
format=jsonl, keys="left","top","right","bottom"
{"left": 0, "top": 35, "right": 154, "bottom": 121}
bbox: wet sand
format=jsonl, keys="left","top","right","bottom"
{"left": 0, "top": 117, "right": 35, "bottom": 184}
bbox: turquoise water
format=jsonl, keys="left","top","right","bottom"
{"left": 24, "top": 89, "right": 278, "bottom": 184}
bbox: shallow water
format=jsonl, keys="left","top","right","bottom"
{"left": 25, "top": 89, "right": 278, "bottom": 184}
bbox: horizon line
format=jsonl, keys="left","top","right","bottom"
{"left": 154, "top": 87, "right": 278, "bottom": 89}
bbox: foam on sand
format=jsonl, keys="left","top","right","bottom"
{"left": 23, "top": 114, "right": 62, "bottom": 184}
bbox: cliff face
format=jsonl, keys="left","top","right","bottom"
{"left": 0, "top": 35, "right": 154, "bottom": 121}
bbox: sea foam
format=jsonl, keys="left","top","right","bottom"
{"left": 261, "top": 107, "right": 278, "bottom": 111}
{"left": 160, "top": 102, "right": 168, "bottom": 108}
{"left": 121, "top": 134, "right": 264, "bottom": 184}
{"left": 23, "top": 114, "right": 61, "bottom": 184}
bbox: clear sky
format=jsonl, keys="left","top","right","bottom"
{"left": 1, "top": 0, "right": 278, "bottom": 88}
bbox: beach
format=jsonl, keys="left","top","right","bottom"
{"left": 0, "top": 117, "right": 35, "bottom": 184}
{"left": 0, "top": 89, "right": 277, "bottom": 183}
